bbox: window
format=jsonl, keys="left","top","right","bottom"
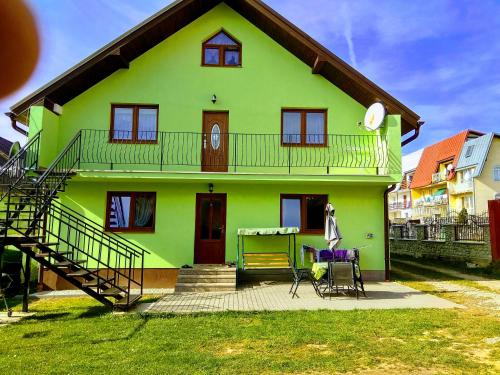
{"left": 105, "top": 192, "right": 156, "bottom": 232}
{"left": 280, "top": 194, "right": 327, "bottom": 233}
{"left": 110, "top": 104, "right": 158, "bottom": 143}
{"left": 465, "top": 145, "right": 474, "bottom": 158}
{"left": 281, "top": 109, "right": 327, "bottom": 146}
{"left": 494, "top": 166, "right": 500, "bottom": 181}
{"left": 202, "top": 30, "right": 241, "bottom": 67}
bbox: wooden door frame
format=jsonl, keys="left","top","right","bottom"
{"left": 194, "top": 193, "right": 227, "bottom": 264}
{"left": 201, "top": 111, "right": 229, "bottom": 172}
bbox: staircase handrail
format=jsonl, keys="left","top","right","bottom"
{"left": 0, "top": 131, "right": 41, "bottom": 200}
{"left": 53, "top": 199, "right": 150, "bottom": 257}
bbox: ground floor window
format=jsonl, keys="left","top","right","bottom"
{"left": 280, "top": 194, "right": 327, "bottom": 234}
{"left": 105, "top": 192, "right": 156, "bottom": 232}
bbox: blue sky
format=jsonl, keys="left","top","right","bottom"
{"left": 1, "top": 0, "right": 499, "bottom": 153}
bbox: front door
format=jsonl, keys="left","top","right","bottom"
{"left": 202, "top": 111, "right": 228, "bottom": 172}
{"left": 194, "top": 193, "right": 227, "bottom": 264}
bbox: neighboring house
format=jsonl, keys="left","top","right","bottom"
{"left": 0, "top": 137, "right": 13, "bottom": 166}
{"left": 388, "top": 149, "right": 423, "bottom": 221}
{"left": 453, "top": 132, "right": 500, "bottom": 214}
{"left": 410, "top": 130, "right": 482, "bottom": 219}
{"left": 3, "top": 0, "right": 421, "bottom": 299}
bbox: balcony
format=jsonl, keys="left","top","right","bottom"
{"left": 431, "top": 171, "right": 447, "bottom": 184}
{"left": 449, "top": 181, "right": 473, "bottom": 195}
{"left": 75, "top": 129, "right": 390, "bottom": 176}
{"left": 388, "top": 202, "right": 411, "bottom": 210}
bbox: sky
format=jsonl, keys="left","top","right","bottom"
{"left": 1, "top": 0, "right": 499, "bottom": 154}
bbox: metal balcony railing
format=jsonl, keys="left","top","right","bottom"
{"left": 431, "top": 171, "right": 448, "bottom": 183}
{"left": 449, "top": 181, "right": 473, "bottom": 195}
{"left": 75, "top": 129, "right": 389, "bottom": 175}
{"left": 388, "top": 202, "right": 411, "bottom": 210}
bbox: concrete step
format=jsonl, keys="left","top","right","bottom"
{"left": 177, "top": 275, "right": 236, "bottom": 283}
{"left": 178, "top": 268, "right": 236, "bottom": 276}
{"left": 175, "top": 283, "right": 236, "bottom": 293}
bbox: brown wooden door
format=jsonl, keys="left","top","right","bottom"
{"left": 202, "top": 111, "right": 228, "bottom": 172}
{"left": 194, "top": 193, "right": 227, "bottom": 264}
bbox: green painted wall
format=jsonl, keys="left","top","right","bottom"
{"left": 28, "top": 3, "right": 400, "bottom": 179}
{"left": 60, "top": 180, "right": 386, "bottom": 272}
{"left": 28, "top": 106, "right": 60, "bottom": 168}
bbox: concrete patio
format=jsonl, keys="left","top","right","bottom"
{"left": 138, "top": 281, "right": 461, "bottom": 314}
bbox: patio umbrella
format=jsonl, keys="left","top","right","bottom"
{"left": 325, "top": 203, "right": 342, "bottom": 250}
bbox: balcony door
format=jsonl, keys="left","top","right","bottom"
{"left": 202, "top": 111, "right": 228, "bottom": 172}
{"left": 194, "top": 193, "right": 227, "bottom": 264}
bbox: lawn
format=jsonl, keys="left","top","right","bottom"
{"left": 1, "top": 292, "right": 499, "bottom": 374}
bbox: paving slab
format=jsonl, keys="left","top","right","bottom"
{"left": 138, "top": 282, "right": 461, "bottom": 314}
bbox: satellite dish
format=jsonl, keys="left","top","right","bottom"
{"left": 364, "top": 102, "right": 386, "bottom": 131}
{"left": 447, "top": 164, "right": 454, "bottom": 171}
{"left": 9, "top": 141, "right": 21, "bottom": 158}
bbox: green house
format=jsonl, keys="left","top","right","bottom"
{"left": 4, "top": 0, "right": 421, "bottom": 304}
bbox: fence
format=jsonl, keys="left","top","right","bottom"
{"left": 389, "top": 212, "right": 492, "bottom": 265}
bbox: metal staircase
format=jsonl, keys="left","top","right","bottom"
{"left": 0, "top": 131, "right": 149, "bottom": 309}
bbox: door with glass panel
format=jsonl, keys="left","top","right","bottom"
{"left": 202, "top": 111, "right": 228, "bottom": 172}
{"left": 194, "top": 193, "right": 227, "bottom": 264}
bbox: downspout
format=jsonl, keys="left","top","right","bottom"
{"left": 6, "top": 112, "right": 28, "bottom": 136}
{"left": 384, "top": 120, "right": 423, "bottom": 281}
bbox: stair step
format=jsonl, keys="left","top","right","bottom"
{"left": 82, "top": 277, "right": 113, "bottom": 288}
{"left": 35, "top": 251, "right": 71, "bottom": 258}
{"left": 177, "top": 275, "right": 236, "bottom": 283}
{"left": 67, "top": 269, "right": 93, "bottom": 277}
{"left": 114, "top": 294, "right": 142, "bottom": 308}
{"left": 179, "top": 268, "right": 236, "bottom": 275}
{"left": 100, "top": 287, "right": 123, "bottom": 297}
{"left": 175, "top": 283, "right": 235, "bottom": 292}
{"left": 53, "top": 259, "right": 87, "bottom": 268}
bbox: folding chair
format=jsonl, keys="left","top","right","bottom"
{"left": 328, "top": 262, "right": 359, "bottom": 299}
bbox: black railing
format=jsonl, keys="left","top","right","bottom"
{"left": 424, "top": 221, "right": 445, "bottom": 241}
{"left": 400, "top": 223, "right": 417, "bottom": 239}
{"left": 0, "top": 131, "right": 40, "bottom": 200}
{"left": 454, "top": 213, "right": 489, "bottom": 242}
{"left": 78, "top": 129, "right": 389, "bottom": 174}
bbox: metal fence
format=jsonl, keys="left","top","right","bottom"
{"left": 453, "top": 213, "right": 489, "bottom": 242}
{"left": 76, "top": 129, "right": 389, "bottom": 174}
{"left": 400, "top": 223, "right": 417, "bottom": 239}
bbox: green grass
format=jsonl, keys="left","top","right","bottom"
{"left": 391, "top": 259, "right": 498, "bottom": 293}
{"left": 1, "top": 296, "right": 499, "bottom": 374}
{"left": 391, "top": 255, "right": 500, "bottom": 279}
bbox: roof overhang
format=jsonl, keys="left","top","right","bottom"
{"left": 9, "top": 0, "right": 421, "bottom": 135}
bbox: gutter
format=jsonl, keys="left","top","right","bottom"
{"left": 384, "top": 120, "right": 424, "bottom": 281}
{"left": 5, "top": 112, "right": 28, "bottom": 136}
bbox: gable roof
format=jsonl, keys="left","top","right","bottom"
{"left": 457, "top": 132, "right": 500, "bottom": 177}
{"left": 0, "top": 137, "right": 13, "bottom": 165}
{"left": 9, "top": 0, "right": 421, "bottom": 135}
{"left": 410, "top": 130, "right": 482, "bottom": 189}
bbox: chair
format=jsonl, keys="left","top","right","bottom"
{"left": 328, "top": 262, "right": 359, "bottom": 299}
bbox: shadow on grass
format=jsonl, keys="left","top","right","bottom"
{"left": 22, "top": 331, "right": 49, "bottom": 339}
{"left": 90, "top": 316, "right": 149, "bottom": 344}
{"left": 78, "top": 305, "right": 111, "bottom": 319}
{"left": 27, "top": 312, "right": 70, "bottom": 321}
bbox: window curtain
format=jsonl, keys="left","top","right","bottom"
{"left": 305, "top": 113, "right": 325, "bottom": 144}
{"left": 138, "top": 109, "right": 157, "bottom": 141}
{"left": 135, "top": 195, "right": 154, "bottom": 227}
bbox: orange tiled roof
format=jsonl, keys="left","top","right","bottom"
{"left": 410, "top": 130, "right": 475, "bottom": 189}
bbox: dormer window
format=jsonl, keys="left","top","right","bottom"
{"left": 202, "top": 30, "right": 241, "bottom": 67}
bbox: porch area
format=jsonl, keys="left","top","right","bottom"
{"left": 137, "top": 281, "right": 460, "bottom": 314}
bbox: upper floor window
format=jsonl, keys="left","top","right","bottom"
{"left": 110, "top": 104, "right": 158, "bottom": 143}
{"left": 494, "top": 165, "right": 500, "bottom": 181}
{"left": 465, "top": 145, "right": 474, "bottom": 158}
{"left": 281, "top": 109, "right": 327, "bottom": 146}
{"left": 202, "top": 30, "right": 241, "bottom": 67}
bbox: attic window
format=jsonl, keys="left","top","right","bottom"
{"left": 465, "top": 145, "right": 474, "bottom": 158}
{"left": 202, "top": 30, "right": 241, "bottom": 67}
